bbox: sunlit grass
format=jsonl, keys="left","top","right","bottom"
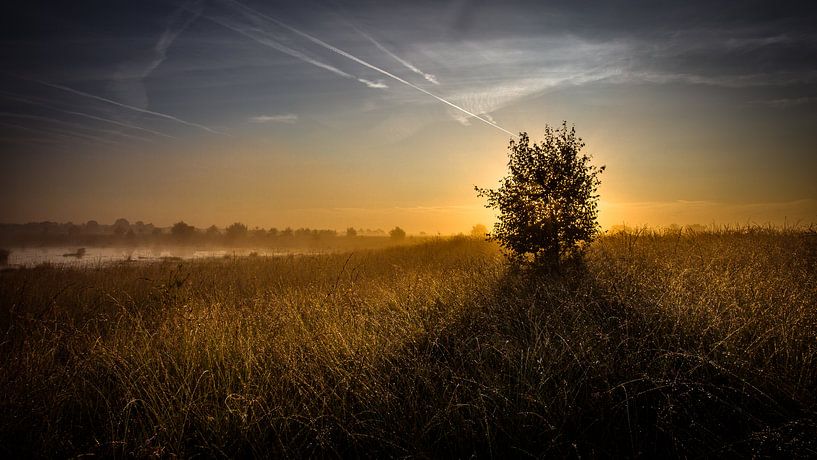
{"left": 1, "top": 230, "right": 815, "bottom": 456}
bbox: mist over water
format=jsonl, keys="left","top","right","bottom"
{"left": 3, "top": 246, "right": 328, "bottom": 268}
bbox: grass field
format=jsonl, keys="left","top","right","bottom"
{"left": 1, "top": 230, "right": 816, "bottom": 457}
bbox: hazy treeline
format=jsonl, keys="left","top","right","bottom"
{"left": 0, "top": 219, "right": 405, "bottom": 247}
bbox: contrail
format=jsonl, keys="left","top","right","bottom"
{"left": 224, "top": 0, "right": 514, "bottom": 137}
{"left": 0, "top": 114, "right": 131, "bottom": 146}
{"left": 0, "top": 112, "right": 154, "bottom": 144}
{"left": 62, "top": 110, "right": 175, "bottom": 139}
{"left": 0, "top": 91, "right": 177, "bottom": 139}
{"left": 206, "top": 13, "right": 387, "bottom": 89}
{"left": 207, "top": 16, "right": 356, "bottom": 79}
{"left": 0, "top": 121, "right": 69, "bottom": 144}
{"left": 142, "top": 0, "right": 204, "bottom": 78}
{"left": 355, "top": 28, "right": 439, "bottom": 85}
{"left": 24, "top": 77, "right": 225, "bottom": 135}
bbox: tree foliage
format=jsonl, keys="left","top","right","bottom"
{"left": 225, "top": 222, "right": 248, "bottom": 240}
{"left": 476, "top": 122, "right": 604, "bottom": 268}
{"left": 389, "top": 226, "right": 406, "bottom": 240}
{"left": 171, "top": 221, "right": 196, "bottom": 240}
{"left": 470, "top": 224, "right": 488, "bottom": 238}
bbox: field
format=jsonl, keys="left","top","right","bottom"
{"left": 1, "top": 230, "right": 816, "bottom": 457}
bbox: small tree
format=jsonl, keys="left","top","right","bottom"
{"left": 171, "top": 221, "right": 196, "bottom": 241}
{"left": 346, "top": 227, "right": 358, "bottom": 237}
{"left": 389, "top": 226, "right": 406, "bottom": 240}
{"left": 225, "top": 222, "right": 248, "bottom": 241}
{"left": 470, "top": 224, "right": 488, "bottom": 239}
{"left": 113, "top": 218, "right": 130, "bottom": 235}
{"left": 475, "top": 122, "right": 604, "bottom": 269}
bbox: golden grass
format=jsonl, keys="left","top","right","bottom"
{"left": 1, "top": 231, "right": 815, "bottom": 457}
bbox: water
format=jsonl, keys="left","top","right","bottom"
{"left": 1, "top": 247, "right": 314, "bottom": 268}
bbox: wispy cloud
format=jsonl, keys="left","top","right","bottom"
{"left": 109, "top": 1, "right": 204, "bottom": 112}
{"left": 358, "top": 78, "right": 388, "bottom": 89}
{"left": 409, "top": 36, "right": 629, "bottom": 125}
{"left": 355, "top": 28, "right": 440, "bottom": 85}
{"left": 747, "top": 96, "right": 817, "bottom": 108}
{"left": 1, "top": 2, "right": 213, "bottom": 147}
{"left": 220, "top": 0, "right": 515, "bottom": 136}
{"left": 249, "top": 113, "right": 298, "bottom": 123}
{"left": 27, "top": 78, "right": 224, "bottom": 134}
{"left": 146, "top": 0, "right": 204, "bottom": 77}
{"left": 625, "top": 70, "right": 817, "bottom": 88}
{"left": 0, "top": 120, "right": 75, "bottom": 145}
{"left": 0, "top": 91, "right": 177, "bottom": 139}
{"left": 600, "top": 198, "right": 817, "bottom": 227}
{"left": 207, "top": 15, "right": 357, "bottom": 81}
{"left": 0, "top": 113, "right": 133, "bottom": 146}
{"left": 208, "top": 1, "right": 388, "bottom": 91}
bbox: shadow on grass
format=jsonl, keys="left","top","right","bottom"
{"left": 333, "top": 262, "right": 817, "bottom": 458}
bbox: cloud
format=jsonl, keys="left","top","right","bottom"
{"left": 220, "top": 0, "right": 515, "bottom": 136}
{"left": 625, "top": 70, "right": 817, "bottom": 88}
{"left": 358, "top": 78, "right": 388, "bottom": 89}
{"left": 355, "top": 28, "right": 440, "bottom": 85}
{"left": 207, "top": 14, "right": 357, "bottom": 81}
{"left": 0, "top": 113, "right": 133, "bottom": 146}
{"left": 209, "top": 0, "right": 387, "bottom": 90}
{"left": 28, "top": 78, "right": 224, "bottom": 134}
{"left": 147, "top": 0, "right": 204, "bottom": 76}
{"left": 0, "top": 91, "right": 177, "bottom": 139}
{"left": 109, "top": 1, "right": 204, "bottom": 112}
{"left": 410, "top": 37, "right": 628, "bottom": 123}
{"left": 747, "top": 96, "right": 817, "bottom": 108}
{"left": 249, "top": 114, "right": 298, "bottom": 123}
{"left": 599, "top": 198, "right": 817, "bottom": 227}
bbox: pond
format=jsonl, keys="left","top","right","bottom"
{"left": 0, "top": 246, "right": 317, "bottom": 268}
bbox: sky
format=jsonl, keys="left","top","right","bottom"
{"left": 2, "top": 0, "right": 816, "bottom": 233}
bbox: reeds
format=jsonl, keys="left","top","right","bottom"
{"left": 0, "top": 230, "right": 814, "bottom": 457}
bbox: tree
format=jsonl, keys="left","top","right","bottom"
{"left": 250, "top": 227, "right": 268, "bottom": 239}
{"left": 85, "top": 220, "right": 100, "bottom": 234}
{"left": 225, "top": 222, "right": 248, "bottom": 240}
{"left": 346, "top": 227, "right": 358, "bottom": 237}
{"left": 475, "top": 122, "right": 604, "bottom": 269}
{"left": 389, "top": 226, "right": 406, "bottom": 240}
{"left": 470, "top": 224, "right": 488, "bottom": 239}
{"left": 171, "top": 221, "right": 196, "bottom": 240}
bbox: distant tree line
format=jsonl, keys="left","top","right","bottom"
{"left": 0, "top": 219, "right": 410, "bottom": 247}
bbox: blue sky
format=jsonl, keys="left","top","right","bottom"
{"left": 2, "top": 0, "right": 816, "bottom": 232}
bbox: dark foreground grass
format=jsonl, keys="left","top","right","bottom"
{"left": 1, "top": 231, "right": 816, "bottom": 457}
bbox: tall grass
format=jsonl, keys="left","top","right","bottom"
{"left": 1, "top": 231, "right": 815, "bottom": 457}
